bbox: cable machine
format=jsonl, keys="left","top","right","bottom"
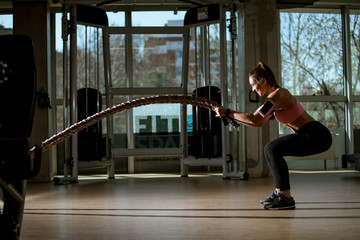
{"left": 56, "top": 3, "right": 247, "bottom": 182}
{"left": 181, "top": 3, "right": 247, "bottom": 179}
{"left": 54, "top": 4, "right": 111, "bottom": 184}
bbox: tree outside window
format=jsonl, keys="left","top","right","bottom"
{"left": 280, "top": 10, "right": 346, "bottom": 129}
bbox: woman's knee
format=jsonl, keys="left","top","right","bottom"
{"left": 264, "top": 141, "right": 278, "bottom": 159}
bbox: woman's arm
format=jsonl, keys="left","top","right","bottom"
{"left": 215, "top": 106, "right": 272, "bottom": 128}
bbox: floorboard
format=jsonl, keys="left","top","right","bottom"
{"left": 20, "top": 171, "right": 360, "bottom": 240}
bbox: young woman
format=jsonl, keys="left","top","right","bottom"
{"left": 215, "top": 62, "right": 332, "bottom": 210}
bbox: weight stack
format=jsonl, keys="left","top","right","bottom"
{"left": 189, "top": 86, "right": 222, "bottom": 158}
{"left": 77, "top": 88, "right": 106, "bottom": 161}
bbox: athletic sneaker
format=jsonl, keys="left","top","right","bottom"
{"left": 264, "top": 193, "right": 296, "bottom": 210}
{"left": 260, "top": 190, "right": 278, "bottom": 205}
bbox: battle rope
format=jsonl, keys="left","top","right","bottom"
{"left": 29, "top": 95, "right": 239, "bottom": 157}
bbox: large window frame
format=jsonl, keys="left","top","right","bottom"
{"left": 279, "top": 6, "right": 360, "bottom": 155}
{"left": 51, "top": 4, "right": 360, "bottom": 174}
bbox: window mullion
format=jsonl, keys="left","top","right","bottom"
{"left": 342, "top": 6, "right": 354, "bottom": 154}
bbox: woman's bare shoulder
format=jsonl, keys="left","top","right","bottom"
{"left": 269, "top": 88, "right": 295, "bottom": 108}
{"left": 269, "top": 88, "right": 291, "bottom": 99}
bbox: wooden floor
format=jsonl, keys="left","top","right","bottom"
{"left": 20, "top": 171, "right": 360, "bottom": 240}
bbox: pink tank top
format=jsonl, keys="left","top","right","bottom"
{"left": 274, "top": 100, "right": 305, "bottom": 125}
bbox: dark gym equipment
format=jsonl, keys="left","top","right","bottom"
{"left": 0, "top": 35, "right": 41, "bottom": 240}
{"left": 342, "top": 154, "right": 360, "bottom": 171}
{"left": 189, "top": 86, "right": 222, "bottom": 158}
{"left": 184, "top": 4, "right": 220, "bottom": 27}
{"left": 77, "top": 88, "right": 106, "bottom": 161}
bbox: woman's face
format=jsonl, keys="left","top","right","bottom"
{"left": 249, "top": 77, "right": 266, "bottom": 96}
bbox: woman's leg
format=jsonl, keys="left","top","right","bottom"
{"left": 264, "top": 121, "right": 332, "bottom": 192}
{"left": 262, "top": 122, "right": 332, "bottom": 209}
{"left": 262, "top": 134, "right": 303, "bottom": 209}
{"left": 264, "top": 134, "right": 301, "bottom": 192}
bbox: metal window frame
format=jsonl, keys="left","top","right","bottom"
{"left": 104, "top": 25, "right": 190, "bottom": 175}
{"left": 279, "top": 7, "right": 358, "bottom": 156}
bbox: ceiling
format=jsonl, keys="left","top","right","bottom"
{"left": 55, "top": 0, "right": 239, "bottom": 6}
{"left": 52, "top": 0, "right": 240, "bottom": 8}
{"left": 50, "top": 0, "right": 360, "bottom": 7}
{"left": 53, "top": 0, "right": 360, "bottom": 11}
{"left": 0, "top": 0, "right": 359, "bottom": 12}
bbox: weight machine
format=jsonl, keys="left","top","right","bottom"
{"left": 181, "top": 3, "right": 247, "bottom": 179}
{"left": 54, "top": 4, "right": 111, "bottom": 184}
{"left": 55, "top": 3, "right": 248, "bottom": 183}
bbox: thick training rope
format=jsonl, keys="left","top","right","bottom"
{"left": 29, "top": 95, "right": 238, "bottom": 158}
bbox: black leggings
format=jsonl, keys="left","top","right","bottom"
{"left": 264, "top": 121, "right": 332, "bottom": 191}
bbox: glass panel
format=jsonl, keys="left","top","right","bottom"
{"left": 55, "top": 13, "right": 63, "bottom": 52}
{"left": 354, "top": 102, "right": 360, "bottom": 128}
{"left": 187, "top": 24, "right": 222, "bottom": 94}
{"left": 132, "top": 34, "right": 183, "bottom": 88}
{"left": 55, "top": 13, "right": 66, "bottom": 99}
{"left": 0, "top": 14, "right": 13, "bottom": 31}
{"left": 188, "top": 27, "right": 200, "bottom": 93}
{"left": 351, "top": 9, "right": 360, "bottom": 153}
{"left": 132, "top": 11, "right": 185, "bottom": 27}
{"left": 304, "top": 102, "right": 345, "bottom": 129}
{"left": 109, "top": 34, "right": 126, "bottom": 88}
{"left": 280, "top": 10, "right": 343, "bottom": 96}
{"left": 350, "top": 10, "right": 360, "bottom": 95}
{"left": 226, "top": 11, "right": 235, "bottom": 99}
{"left": 209, "top": 24, "right": 221, "bottom": 88}
{"left": 353, "top": 102, "right": 360, "bottom": 153}
{"left": 107, "top": 12, "right": 125, "bottom": 27}
{"left": 112, "top": 96, "right": 128, "bottom": 148}
{"left": 133, "top": 103, "right": 181, "bottom": 149}
{"left": 133, "top": 104, "right": 180, "bottom": 134}
{"left": 112, "top": 96, "right": 129, "bottom": 134}
{"left": 76, "top": 25, "right": 105, "bottom": 93}
{"left": 112, "top": 112, "right": 128, "bottom": 148}
{"left": 56, "top": 105, "right": 64, "bottom": 133}
{"left": 111, "top": 96, "right": 192, "bottom": 149}
{"left": 279, "top": 101, "right": 345, "bottom": 134}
